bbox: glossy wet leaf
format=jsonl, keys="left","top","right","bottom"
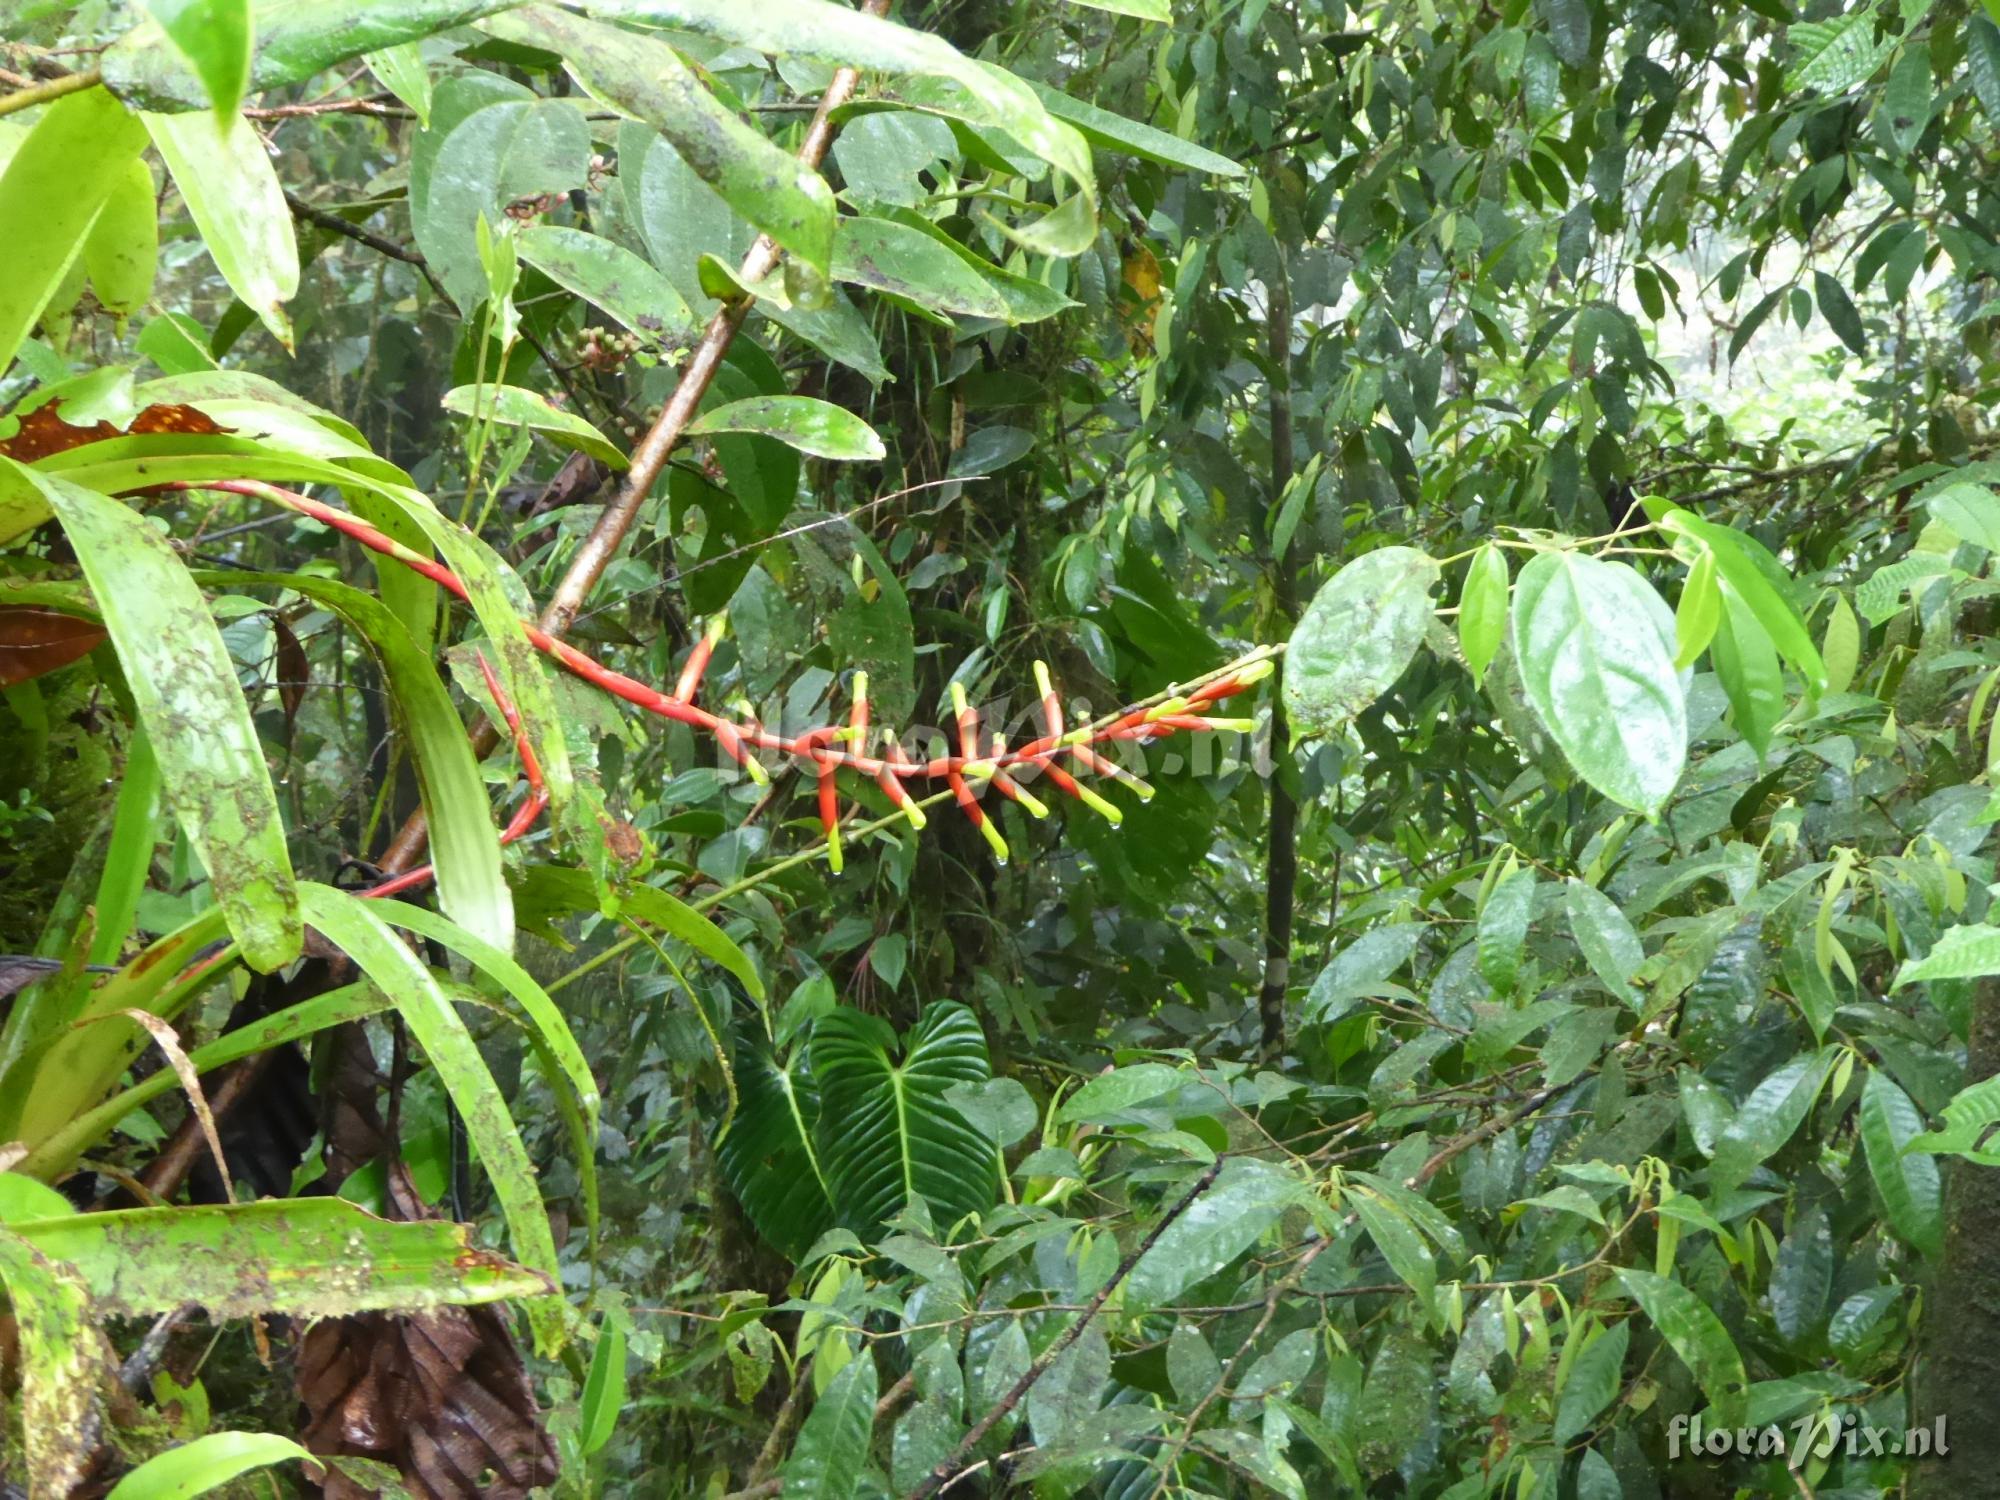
{"left": 833, "top": 216, "right": 1012, "bottom": 321}
{"left": 485, "top": 6, "right": 835, "bottom": 275}
{"left": 1613, "top": 1268, "right": 1748, "bottom": 1426}
{"left": 145, "top": 0, "right": 253, "bottom": 117}
{"left": 1285, "top": 546, "right": 1441, "bottom": 735}
{"left": 514, "top": 223, "right": 695, "bottom": 344}
{"left": 686, "top": 396, "right": 886, "bottom": 461}
{"left": 1554, "top": 1320, "right": 1628, "bottom": 1443}
{"left": 17, "top": 467, "right": 300, "bottom": 971}
{"left": 716, "top": 1044, "right": 836, "bottom": 1259}
{"left": 442, "top": 383, "right": 627, "bottom": 468}
{"left": 1510, "top": 550, "right": 1685, "bottom": 815}
{"left": 1125, "top": 1158, "right": 1299, "bottom": 1307}
{"left": 1861, "top": 1070, "right": 1943, "bottom": 1256}
{"left": 1457, "top": 543, "right": 1509, "bottom": 688}
{"left": 781, "top": 1349, "right": 876, "bottom": 1498}
{"left": 1565, "top": 880, "right": 1645, "bottom": 1007}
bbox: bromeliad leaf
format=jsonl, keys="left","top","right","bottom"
{"left": 1510, "top": 550, "right": 1685, "bottom": 816}
{"left": 104, "top": 1432, "right": 322, "bottom": 1500}
{"left": 686, "top": 396, "right": 887, "bottom": 462}
{"left": 442, "top": 384, "right": 628, "bottom": 469}
{"left": 0, "top": 1229, "right": 100, "bottom": 1499}
{"left": 1284, "top": 546, "right": 1441, "bottom": 736}
{"left": 17, "top": 468, "right": 301, "bottom": 972}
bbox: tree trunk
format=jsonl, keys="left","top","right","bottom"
{"left": 1911, "top": 974, "right": 2000, "bottom": 1498}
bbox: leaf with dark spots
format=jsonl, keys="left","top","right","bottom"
{"left": 0, "top": 606, "right": 107, "bottom": 687}
{"left": 273, "top": 614, "right": 309, "bottom": 734}
{"left": 0, "top": 399, "right": 230, "bottom": 463}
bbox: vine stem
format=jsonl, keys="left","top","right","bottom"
{"left": 370, "top": 0, "right": 896, "bottom": 879}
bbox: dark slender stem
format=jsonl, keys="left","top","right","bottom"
{"left": 282, "top": 191, "right": 449, "bottom": 301}
{"left": 1258, "top": 263, "right": 1299, "bottom": 1055}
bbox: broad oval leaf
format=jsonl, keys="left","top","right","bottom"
{"left": 1510, "top": 550, "right": 1686, "bottom": 815}
{"left": 485, "top": 6, "right": 835, "bottom": 275}
{"left": 1457, "top": 543, "right": 1509, "bottom": 688}
{"left": 1860, "top": 1069, "right": 1942, "bottom": 1258}
{"left": 18, "top": 467, "right": 300, "bottom": 971}
{"left": 1125, "top": 1157, "right": 1300, "bottom": 1308}
{"left": 833, "top": 217, "right": 1012, "bottom": 322}
{"left": 513, "top": 222, "right": 694, "bottom": 344}
{"left": 686, "top": 396, "right": 886, "bottom": 462}
{"left": 780, "top": 1347, "right": 877, "bottom": 1499}
{"left": 809, "top": 1001, "right": 997, "bottom": 1236}
{"left": 442, "top": 383, "right": 627, "bottom": 468}
{"left": 1613, "top": 1268, "right": 1748, "bottom": 1427}
{"left": 716, "top": 1043, "right": 837, "bottom": 1260}
{"left": 1057, "top": 1062, "right": 1188, "bottom": 1123}
{"left": 1284, "top": 546, "right": 1441, "bottom": 736}
{"left": 1564, "top": 880, "right": 1644, "bottom": 1008}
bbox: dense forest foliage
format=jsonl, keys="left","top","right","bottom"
{"left": 3, "top": 0, "right": 2000, "bottom": 1494}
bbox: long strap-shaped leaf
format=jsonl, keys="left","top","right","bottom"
{"left": 8, "top": 462, "right": 301, "bottom": 971}
{"left": 298, "top": 882, "right": 565, "bottom": 1351}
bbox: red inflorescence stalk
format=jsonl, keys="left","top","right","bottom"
{"left": 164, "top": 480, "right": 1271, "bottom": 868}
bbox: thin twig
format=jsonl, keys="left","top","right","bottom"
{"left": 0, "top": 67, "right": 99, "bottom": 119}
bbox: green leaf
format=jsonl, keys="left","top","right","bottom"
{"left": 1057, "top": 1063, "right": 1187, "bottom": 1122}
{"left": 1565, "top": 880, "right": 1645, "bottom": 1008}
{"left": 1612, "top": 1268, "right": 1749, "bottom": 1426}
{"left": 106, "top": 1432, "right": 319, "bottom": 1500}
{"left": 102, "top": 0, "right": 529, "bottom": 111}
{"left": 1788, "top": 10, "right": 1896, "bottom": 95}
{"left": 1710, "top": 585, "right": 1786, "bottom": 760}
{"left": 1458, "top": 544, "right": 1509, "bottom": 688}
{"left": 145, "top": 109, "right": 299, "bottom": 349}
{"left": 1510, "top": 551, "right": 1686, "bottom": 815}
{"left": 0, "top": 1229, "right": 100, "bottom": 1499}
{"left": 686, "top": 396, "right": 886, "bottom": 461}
{"left": 1477, "top": 870, "right": 1534, "bottom": 994}
{"left": 297, "top": 884, "right": 562, "bottom": 1349}
{"left": 1926, "top": 482, "right": 2000, "bottom": 552}
{"left": 1554, "top": 1320, "right": 1629, "bottom": 1443}
{"left": 1814, "top": 269, "right": 1867, "bottom": 354}
{"left": 1284, "top": 546, "right": 1441, "bottom": 735}
{"left": 484, "top": 6, "right": 834, "bottom": 276}
{"left": 15, "top": 468, "right": 300, "bottom": 972}
{"left": 1674, "top": 548, "right": 1721, "bottom": 668}
{"left": 1125, "top": 1157, "right": 1300, "bottom": 1307}
{"left": 1028, "top": 1323, "right": 1111, "bottom": 1447}
{"left": 1030, "top": 82, "right": 1243, "bottom": 176}
{"left": 7, "top": 1196, "right": 549, "bottom": 1319}
{"left": 1860, "top": 1069, "right": 1942, "bottom": 1257}
{"left": 213, "top": 572, "right": 509, "bottom": 954}
{"left": 810, "top": 1002, "right": 997, "bottom": 1236}
{"left": 833, "top": 216, "right": 1012, "bottom": 322}
{"left": 1896, "top": 923, "right": 2000, "bottom": 986}
{"left": 582, "top": 0, "right": 1094, "bottom": 210}
{"left": 441, "top": 383, "right": 627, "bottom": 468}
{"left": 781, "top": 1348, "right": 877, "bottom": 1499}
{"left": 1970, "top": 16, "right": 2000, "bottom": 122}
{"left": 1712, "top": 1050, "right": 1834, "bottom": 1188}
{"left": 0, "top": 88, "right": 149, "bottom": 377}
{"left": 1059, "top": 0, "right": 1169, "bottom": 15}
{"left": 365, "top": 42, "right": 434, "bottom": 128}
{"left": 413, "top": 95, "right": 590, "bottom": 313}
{"left": 1349, "top": 1184, "right": 1435, "bottom": 1302}
{"left": 145, "top": 0, "right": 253, "bottom": 118}
{"left": 1729, "top": 288, "right": 1783, "bottom": 364}
{"left": 1656, "top": 510, "right": 1825, "bottom": 695}
{"left": 580, "top": 1324, "right": 627, "bottom": 1456}
{"left": 514, "top": 222, "right": 695, "bottom": 344}
{"left": 1821, "top": 592, "right": 1861, "bottom": 695}
{"left": 717, "top": 1043, "right": 836, "bottom": 1259}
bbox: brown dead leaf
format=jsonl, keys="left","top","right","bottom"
{"left": 274, "top": 615, "right": 308, "bottom": 735}
{"left": 0, "top": 606, "right": 107, "bottom": 687}
{"left": 0, "top": 400, "right": 228, "bottom": 463}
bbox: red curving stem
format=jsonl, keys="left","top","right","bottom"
{"left": 161, "top": 480, "right": 1272, "bottom": 870}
